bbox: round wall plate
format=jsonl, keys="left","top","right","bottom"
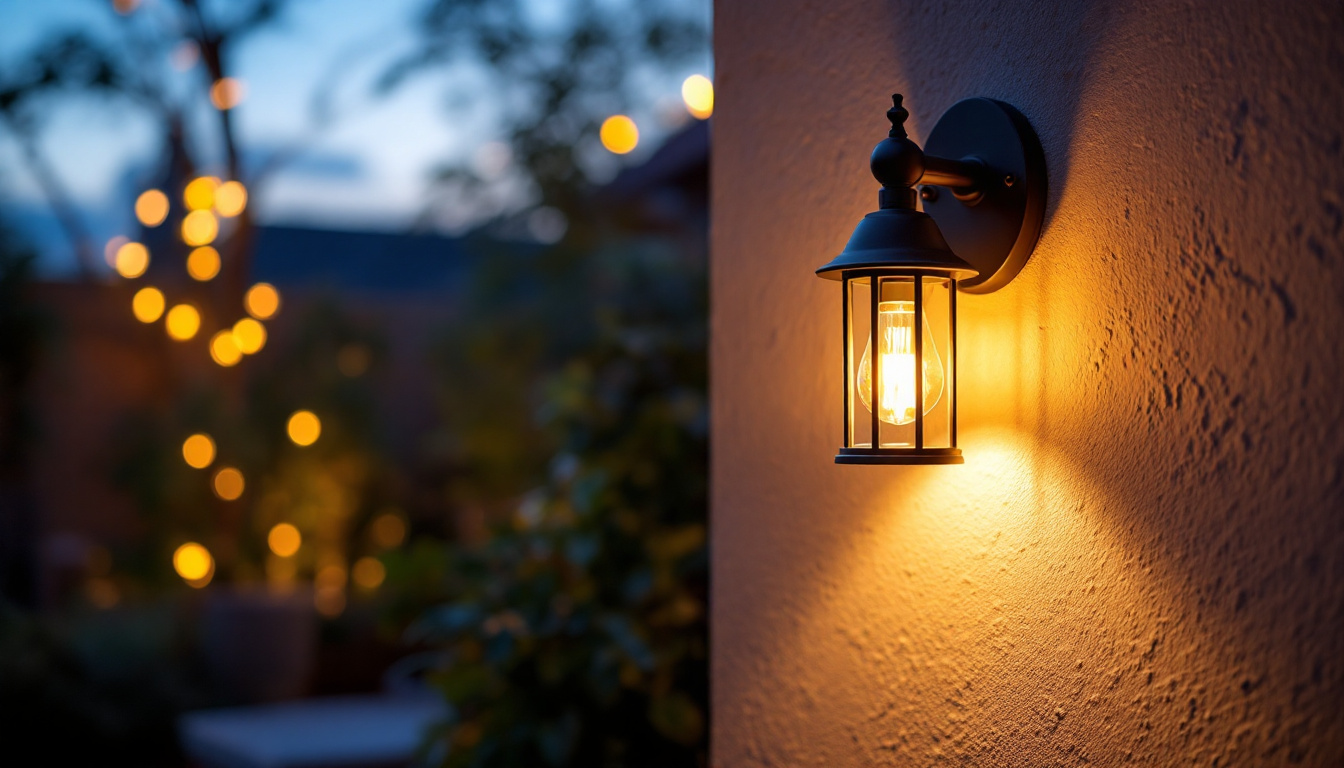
{"left": 921, "top": 98, "right": 1047, "bottom": 294}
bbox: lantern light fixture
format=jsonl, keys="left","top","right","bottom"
{"left": 817, "top": 94, "right": 1047, "bottom": 465}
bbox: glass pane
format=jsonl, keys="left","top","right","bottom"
{"left": 871, "top": 277, "right": 918, "bottom": 448}
{"left": 848, "top": 277, "right": 871, "bottom": 448}
{"left": 920, "top": 277, "right": 953, "bottom": 449}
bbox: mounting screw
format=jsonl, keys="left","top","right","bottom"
{"left": 1003, "top": 174, "right": 1016, "bottom": 187}
{"left": 919, "top": 186, "right": 939, "bottom": 202}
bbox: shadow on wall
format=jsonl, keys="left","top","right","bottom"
{"left": 888, "top": 0, "right": 1113, "bottom": 233}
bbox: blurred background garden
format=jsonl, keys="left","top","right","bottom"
{"left": 0, "top": 0, "right": 709, "bottom": 765}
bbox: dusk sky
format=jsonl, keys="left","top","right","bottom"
{"left": 0, "top": 0, "right": 711, "bottom": 275}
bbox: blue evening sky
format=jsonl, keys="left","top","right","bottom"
{"left": 0, "top": 0, "right": 711, "bottom": 275}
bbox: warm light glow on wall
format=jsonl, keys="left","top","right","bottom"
{"left": 187, "top": 246, "right": 221, "bottom": 281}
{"left": 132, "top": 286, "right": 165, "bottom": 323}
{"left": 245, "top": 283, "right": 281, "bottom": 320}
{"left": 268, "top": 523, "right": 302, "bottom": 558}
{"left": 212, "top": 466, "right": 245, "bottom": 500}
{"left": 172, "top": 542, "right": 214, "bottom": 587}
{"left": 182, "top": 433, "right": 216, "bottom": 469}
{"left": 165, "top": 304, "right": 201, "bottom": 341}
{"left": 183, "top": 177, "right": 218, "bottom": 211}
{"left": 232, "top": 318, "right": 266, "bottom": 354}
{"left": 135, "top": 189, "right": 169, "bottom": 226}
{"left": 370, "top": 512, "right": 407, "bottom": 549}
{"left": 287, "top": 410, "right": 321, "bottom": 446}
{"left": 209, "top": 330, "right": 243, "bottom": 367}
{"left": 682, "top": 74, "right": 714, "bottom": 119}
{"left": 214, "top": 181, "right": 247, "bottom": 217}
{"left": 600, "top": 115, "right": 639, "bottom": 154}
{"left": 352, "top": 556, "right": 386, "bottom": 590}
{"left": 114, "top": 241, "right": 149, "bottom": 278}
{"left": 209, "top": 78, "right": 246, "bottom": 110}
{"left": 181, "top": 210, "right": 219, "bottom": 246}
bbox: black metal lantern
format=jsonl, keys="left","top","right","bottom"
{"left": 817, "top": 94, "right": 1046, "bottom": 464}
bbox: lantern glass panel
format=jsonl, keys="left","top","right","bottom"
{"left": 918, "top": 276, "right": 954, "bottom": 449}
{"left": 846, "top": 276, "right": 873, "bottom": 449}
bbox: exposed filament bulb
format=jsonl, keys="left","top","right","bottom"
{"left": 857, "top": 301, "right": 944, "bottom": 425}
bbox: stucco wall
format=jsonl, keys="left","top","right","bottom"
{"left": 710, "top": 1, "right": 1344, "bottom": 764}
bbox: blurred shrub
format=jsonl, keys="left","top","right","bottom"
{"left": 399, "top": 240, "right": 707, "bottom": 767}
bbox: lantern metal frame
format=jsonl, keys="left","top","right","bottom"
{"left": 817, "top": 94, "right": 1047, "bottom": 465}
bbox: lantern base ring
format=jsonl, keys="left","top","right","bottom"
{"left": 835, "top": 447, "right": 964, "bottom": 465}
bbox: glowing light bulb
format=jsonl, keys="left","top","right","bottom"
{"left": 856, "top": 301, "right": 944, "bottom": 425}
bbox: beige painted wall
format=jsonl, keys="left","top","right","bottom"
{"left": 710, "top": 0, "right": 1344, "bottom": 764}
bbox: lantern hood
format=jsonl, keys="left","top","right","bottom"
{"left": 815, "top": 206, "right": 978, "bottom": 280}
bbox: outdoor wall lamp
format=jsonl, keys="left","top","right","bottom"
{"left": 816, "top": 94, "right": 1046, "bottom": 464}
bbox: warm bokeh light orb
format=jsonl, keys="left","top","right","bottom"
{"left": 681, "top": 74, "right": 714, "bottom": 119}
{"left": 212, "top": 467, "right": 245, "bottom": 500}
{"left": 352, "top": 557, "right": 386, "bottom": 590}
{"left": 113, "top": 0, "right": 140, "bottom": 16}
{"left": 209, "top": 78, "right": 246, "bottom": 110}
{"left": 165, "top": 304, "right": 201, "bottom": 341}
{"left": 370, "top": 512, "right": 407, "bottom": 549}
{"left": 600, "top": 115, "right": 639, "bottom": 154}
{"left": 287, "top": 410, "right": 321, "bottom": 447}
{"left": 214, "top": 181, "right": 247, "bottom": 217}
{"left": 187, "top": 246, "right": 221, "bottom": 281}
{"left": 182, "top": 433, "right": 216, "bottom": 469}
{"left": 232, "top": 318, "right": 267, "bottom": 354}
{"left": 173, "top": 542, "right": 214, "bottom": 586}
{"left": 268, "top": 523, "right": 302, "bottom": 558}
{"left": 183, "top": 177, "right": 218, "bottom": 211}
{"left": 210, "top": 330, "right": 243, "bottom": 367}
{"left": 135, "top": 189, "right": 170, "bottom": 226}
{"left": 245, "top": 283, "right": 280, "bottom": 320}
{"left": 132, "top": 286, "right": 165, "bottom": 323}
{"left": 182, "top": 209, "right": 219, "bottom": 246}
{"left": 114, "top": 242, "right": 150, "bottom": 278}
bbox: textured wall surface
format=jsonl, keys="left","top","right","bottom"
{"left": 710, "top": 1, "right": 1344, "bottom": 764}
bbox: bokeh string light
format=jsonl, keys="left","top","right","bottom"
{"left": 600, "top": 115, "right": 639, "bottom": 154}
{"left": 132, "top": 286, "right": 165, "bottom": 323}
{"left": 681, "top": 74, "right": 714, "bottom": 119}
{"left": 209, "top": 330, "right": 243, "bottom": 367}
{"left": 232, "top": 318, "right": 267, "bottom": 354}
{"left": 268, "top": 523, "right": 302, "bottom": 558}
{"left": 114, "top": 241, "right": 149, "bottom": 278}
{"left": 187, "top": 246, "right": 221, "bottom": 281}
{"left": 287, "top": 410, "right": 321, "bottom": 446}
{"left": 209, "top": 78, "right": 246, "bottom": 110}
{"left": 181, "top": 209, "right": 219, "bottom": 246}
{"left": 135, "top": 189, "right": 169, "bottom": 226}
{"left": 165, "top": 304, "right": 201, "bottom": 341}
{"left": 182, "top": 433, "right": 216, "bottom": 469}
{"left": 172, "top": 542, "right": 214, "bottom": 588}
{"left": 212, "top": 467, "right": 245, "bottom": 500}
{"left": 244, "top": 283, "right": 281, "bottom": 319}
{"left": 214, "top": 181, "right": 247, "bottom": 217}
